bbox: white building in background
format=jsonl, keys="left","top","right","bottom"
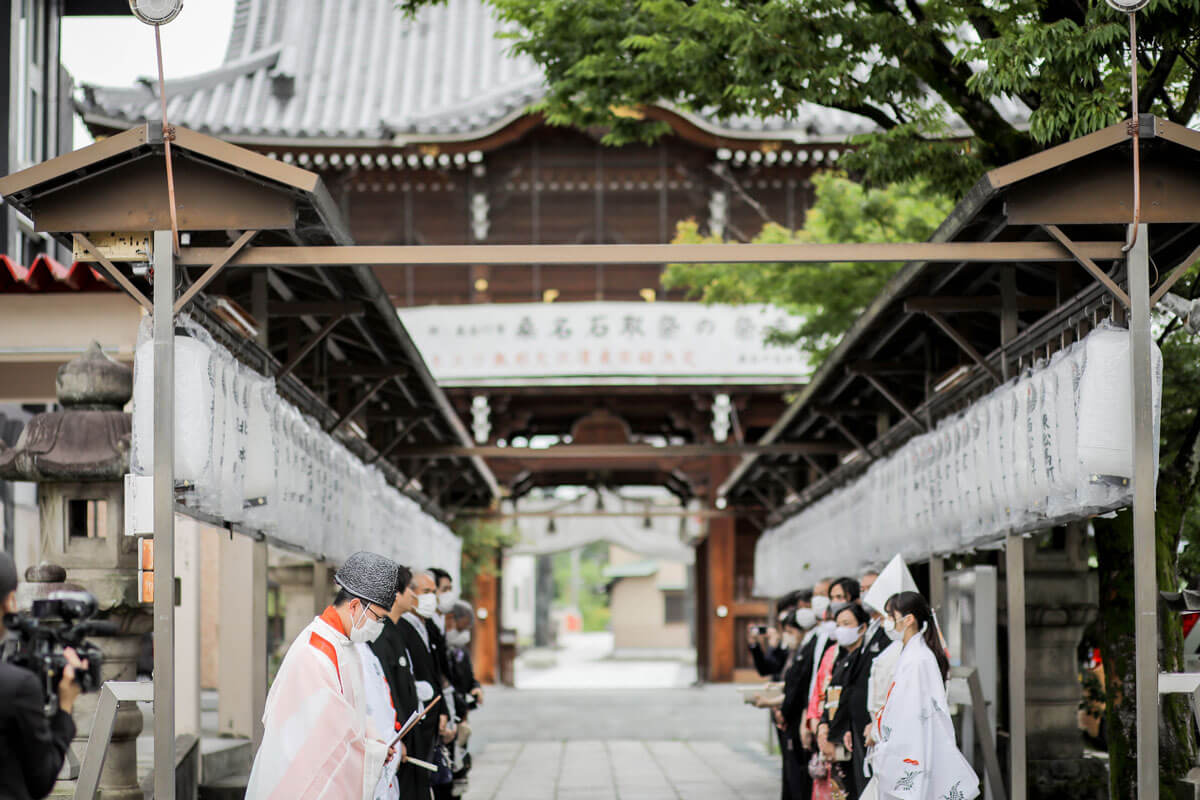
{"left": 604, "top": 545, "right": 691, "bottom": 655}
{"left": 501, "top": 486, "right": 699, "bottom": 649}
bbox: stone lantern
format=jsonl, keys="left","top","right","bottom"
{"left": 0, "top": 341, "right": 150, "bottom": 800}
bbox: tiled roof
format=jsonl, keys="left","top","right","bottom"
{"left": 0, "top": 254, "right": 114, "bottom": 293}
{"left": 77, "top": 0, "right": 1025, "bottom": 146}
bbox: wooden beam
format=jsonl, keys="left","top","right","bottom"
{"left": 276, "top": 313, "right": 346, "bottom": 379}
{"left": 327, "top": 376, "right": 392, "bottom": 433}
{"left": 174, "top": 229, "right": 257, "bottom": 314}
{"left": 72, "top": 233, "right": 153, "bottom": 312}
{"left": 902, "top": 295, "right": 1056, "bottom": 313}
{"left": 267, "top": 301, "right": 367, "bottom": 317}
{"left": 456, "top": 508, "right": 741, "bottom": 519}
{"left": 1043, "top": 225, "right": 1131, "bottom": 307}
{"left": 369, "top": 414, "right": 432, "bottom": 465}
{"left": 801, "top": 453, "right": 829, "bottom": 479}
{"left": 326, "top": 364, "right": 409, "bottom": 378}
{"left": 846, "top": 360, "right": 927, "bottom": 376}
{"left": 389, "top": 443, "right": 849, "bottom": 459}
{"left": 920, "top": 311, "right": 1004, "bottom": 385}
{"left": 858, "top": 374, "right": 930, "bottom": 432}
{"left": 174, "top": 240, "right": 1128, "bottom": 267}
{"left": 821, "top": 412, "right": 877, "bottom": 458}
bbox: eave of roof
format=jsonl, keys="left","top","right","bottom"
{"left": 75, "top": 0, "right": 1027, "bottom": 149}
{"left": 718, "top": 115, "right": 1200, "bottom": 506}
{"left": 0, "top": 123, "right": 498, "bottom": 509}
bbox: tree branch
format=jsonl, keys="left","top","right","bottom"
{"left": 1141, "top": 48, "right": 1179, "bottom": 114}
{"left": 708, "top": 164, "right": 777, "bottom": 226}
{"left": 1176, "top": 50, "right": 1200, "bottom": 123}
{"left": 831, "top": 100, "right": 902, "bottom": 131}
{"left": 861, "top": 0, "right": 1027, "bottom": 164}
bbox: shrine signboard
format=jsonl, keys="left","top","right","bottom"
{"left": 399, "top": 302, "right": 809, "bottom": 386}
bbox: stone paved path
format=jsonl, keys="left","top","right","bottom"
{"left": 468, "top": 740, "right": 778, "bottom": 800}
{"left": 463, "top": 686, "right": 780, "bottom": 800}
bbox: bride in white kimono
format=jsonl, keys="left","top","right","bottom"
{"left": 868, "top": 591, "right": 979, "bottom": 800}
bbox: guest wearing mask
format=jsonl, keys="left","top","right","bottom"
{"left": 776, "top": 604, "right": 829, "bottom": 800}
{"left": 370, "top": 566, "right": 431, "bottom": 800}
{"left": 828, "top": 576, "right": 860, "bottom": 607}
{"left": 749, "top": 589, "right": 804, "bottom": 680}
{"left": 443, "top": 602, "right": 480, "bottom": 797}
{"left": 819, "top": 602, "right": 873, "bottom": 800}
{"left": 429, "top": 568, "right": 458, "bottom": 633}
{"left": 398, "top": 571, "right": 454, "bottom": 797}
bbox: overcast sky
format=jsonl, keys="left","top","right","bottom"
{"left": 61, "top": 1, "right": 236, "bottom": 148}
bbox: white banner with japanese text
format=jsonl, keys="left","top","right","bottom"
{"left": 398, "top": 302, "right": 809, "bottom": 386}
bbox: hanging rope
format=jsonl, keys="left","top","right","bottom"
{"left": 155, "top": 24, "right": 181, "bottom": 257}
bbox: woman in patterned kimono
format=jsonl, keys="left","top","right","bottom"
{"left": 869, "top": 592, "right": 979, "bottom": 800}
{"left": 803, "top": 611, "right": 842, "bottom": 800}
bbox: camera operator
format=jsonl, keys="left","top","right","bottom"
{"left": 0, "top": 552, "right": 89, "bottom": 800}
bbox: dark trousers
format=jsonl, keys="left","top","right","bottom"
{"left": 783, "top": 736, "right": 813, "bottom": 800}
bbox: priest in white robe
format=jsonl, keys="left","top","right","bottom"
{"left": 245, "top": 552, "right": 400, "bottom": 800}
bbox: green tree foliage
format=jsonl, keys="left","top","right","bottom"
{"left": 663, "top": 172, "right": 952, "bottom": 362}
{"left": 552, "top": 542, "right": 613, "bottom": 632}
{"left": 453, "top": 518, "right": 521, "bottom": 601}
{"left": 402, "top": 0, "right": 1200, "bottom": 195}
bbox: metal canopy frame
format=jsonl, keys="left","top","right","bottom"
{"left": 1, "top": 116, "right": 1186, "bottom": 798}
{"left": 713, "top": 115, "right": 1200, "bottom": 800}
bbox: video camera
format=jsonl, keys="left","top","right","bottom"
{"left": 2, "top": 589, "right": 113, "bottom": 711}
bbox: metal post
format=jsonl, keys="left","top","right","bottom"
{"left": 929, "top": 556, "right": 945, "bottom": 618}
{"left": 1129, "top": 222, "right": 1159, "bottom": 799}
{"left": 1005, "top": 535, "right": 1026, "bottom": 800}
{"left": 1000, "top": 264, "right": 1026, "bottom": 799}
{"left": 152, "top": 229, "right": 176, "bottom": 800}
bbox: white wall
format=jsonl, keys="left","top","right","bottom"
{"left": 501, "top": 553, "right": 536, "bottom": 642}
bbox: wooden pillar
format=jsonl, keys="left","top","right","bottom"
{"left": 473, "top": 565, "right": 499, "bottom": 684}
{"left": 694, "top": 536, "right": 711, "bottom": 681}
{"left": 706, "top": 515, "right": 736, "bottom": 682}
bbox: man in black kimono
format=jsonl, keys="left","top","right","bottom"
{"left": 399, "top": 570, "right": 454, "bottom": 798}
{"left": 370, "top": 565, "right": 433, "bottom": 799}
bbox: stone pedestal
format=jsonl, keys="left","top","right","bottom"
{"left": 1, "top": 345, "right": 150, "bottom": 800}
{"left": 1004, "top": 524, "right": 1107, "bottom": 800}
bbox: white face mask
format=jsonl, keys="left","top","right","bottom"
{"left": 819, "top": 620, "right": 837, "bottom": 638}
{"left": 811, "top": 595, "right": 831, "bottom": 617}
{"left": 834, "top": 624, "right": 863, "bottom": 648}
{"left": 415, "top": 593, "right": 438, "bottom": 619}
{"left": 882, "top": 616, "right": 903, "bottom": 642}
{"left": 349, "top": 604, "right": 384, "bottom": 643}
{"left": 446, "top": 629, "right": 471, "bottom": 648}
{"left": 437, "top": 589, "right": 460, "bottom": 615}
{"left": 794, "top": 607, "right": 817, "bottom": 630}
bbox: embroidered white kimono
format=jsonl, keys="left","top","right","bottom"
{"left": 870, "top": 636, "right": 979, "bottom": 800}
{"left": 245, "top": 608, "right": 390, "bottom": 800}
{"left": 357, "top": 643, "right": 401, "bottom": 800}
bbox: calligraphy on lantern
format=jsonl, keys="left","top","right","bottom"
{"left": 399, "top": 302, "right": 809, "bottom": 383}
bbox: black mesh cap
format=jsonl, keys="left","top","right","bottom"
{"left": 334, "top": 552, "right": 399, "bottom": 608}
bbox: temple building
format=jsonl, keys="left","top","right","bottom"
{"left": 72, "top": 0, "right": 994, "bottom": 680}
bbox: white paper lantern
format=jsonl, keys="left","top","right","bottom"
{"left": 132, "top": 335, "right": 214, "bottom": 482}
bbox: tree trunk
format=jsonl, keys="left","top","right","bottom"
{"left": 1095, "top": 420, "right": 1200, "bottom": 797}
